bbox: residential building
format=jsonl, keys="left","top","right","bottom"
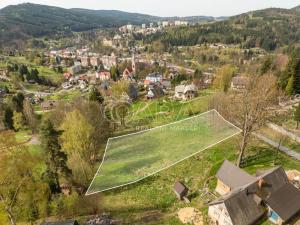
{"left": 97, "top": 70, "right": 111, "bottom": 81}
{"left": 90, "top": 57, "right": 101, "bottom": 67}
{"left": 147, "top": 84, "right": 164, "bottom": 99}
{"left": 122, "top": 67, "right": 134, "bottom": 80}
{"left": 162, "top": 21, "right": 169, "bottom": 27}
{"left": 101, "top": 54, "right": 117, "bottom": 70}
{"left": 208, "top": 160, "right": 300, "bottom": 225}
{"left": 144, "top": 73, "right": 163, "bottom": 86}
{"left": 174, "top": 84, "right": 198, "bottom": 101}
{"left": 69, "top": 62, "right": 81, "bottom": 74}
{"left": 103, "top": 38, "right": 113, "bottom": 47}
{"left": 81, "top": 56, "right": 91, "bottom": 67}
{"left": 231, "top": 76, "right": 250, "bottom": 90}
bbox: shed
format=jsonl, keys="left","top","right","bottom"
{"left": 173, "top": 181, "right": 189, "bottom": 200}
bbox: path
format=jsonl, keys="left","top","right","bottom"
{"left": 254, "top": 133, "right": 300, "bottom": 161}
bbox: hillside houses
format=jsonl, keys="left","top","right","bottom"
{"left": 174, "top": 84, "right": 198, "bottom": 101}
{"left": 208, "top": 160, "right": 300, "bottom": 225}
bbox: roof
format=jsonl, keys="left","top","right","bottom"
{"left": 175, "top": 84, "right": 197, "bottom": 94}
{"left": 41, "top": 220, "right": 78, "bottom": 225}
{"left": 173, "top": 181, "right": 189, "bottom": 195}
{"left": 216, "top": 160, "right": 256, "bottom": 189}
{"left": 266, "top": 183, "right": 300, "bottom": 221}
{"left": 231, "top": 76, "right": 249, "bottom": 87}
{"left": 210, "top": 189, "right": 264, "bottom": 225}
{"left": 253, "top": 167, "right": 289, "bottom": 199}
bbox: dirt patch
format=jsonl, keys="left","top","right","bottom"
{"left": 178, "top": 207, "right": 203, "bottom": 225}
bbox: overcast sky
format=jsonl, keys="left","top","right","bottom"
{"left": 0, "top": 0, "right": 299, "bottom": 17}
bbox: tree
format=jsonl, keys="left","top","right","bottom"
{"left": 295, "top": 104, "right": 300, "bottom": 129}
{"left": 213, "top": 65, "right": 236, "bottom": 92}
{"left": 211, "top": 74, "right": 278, "bottom": 167}
{"left": 18, "top": 65, "right": 29, "bottom": 81}
{"left": 12, "top": 111, "right": 25, "bottom": 131}
{"left": 40, "top": 119, "right": 72, "bottom": 193}
{"left": 110, "top": 66, "right": 120, "bottom": 82}
{"left": 23, "top": 99, "right": 38, "bottom": 132}
{"left": 89, "top": 86, "right": 104, "bottom": 104}
{"left": 111, "top": 80, "right": 130, "bottom": 97}
{"left": 0, "top": 134, "right": 50, "bottom": 225}
{"left": 10, "top": 92, "right": 24, "bottom": 113}
{"left": 60, "top": 110, "right": 95, "bottom": 184}
{"left": 280, "top": 51, "right": 300, "bottom": 95}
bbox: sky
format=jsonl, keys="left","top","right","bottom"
{"left": 0, "top": 0, "right": 299, "bottom": 17}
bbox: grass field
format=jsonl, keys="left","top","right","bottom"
{"left": 96, "top": 135, "right": 300, "bottom": 225}
{"left": 87, "top": 110, "right": 241, "bottom": 194}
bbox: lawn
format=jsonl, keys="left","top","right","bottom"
{"left": 94, "top": 135, "right": 300, "bottom": 225}
{"left": 117, "top": 93, "right": 213, "bottom": 136}
{"left": 87, "top": 110, "right": 241, "bottom": 194}
{"left": 260, "top": 126, "right": 300, "bottom": 154}
{"left": 3, "top": 56, "right": 64, "bottom": 84}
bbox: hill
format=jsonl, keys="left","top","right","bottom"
{"left": 293, "top": 5, "right": 300, "bottom": 12}
{"left": 148, "top": 8, "right": 300, "bottom": 51}
{"left": 0, "top": 3, "right": 218, "bottom": 45}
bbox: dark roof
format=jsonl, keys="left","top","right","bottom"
{"left": 253, "top": 167, "right": 289, "bottom": 199}
{"left": 41, "top": 220, "right": 79, "bottom": 225}
{"left": 210, "top": 189, "right": 264, "bottom": 225}
{"left": 266, "top": 183, "right": 300, "bottom": 221}
{"left": 212, "top": 163, "right": 295, "bottom": 225}
{"left": 173, "top": 181, "right": 188, "bottom": 195}
{"left": 216, "top": 160, "right": 256, "bottom": 189}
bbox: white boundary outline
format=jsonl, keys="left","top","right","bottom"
{"left": 85, "top": 109, "right": 241, "bottom": 195}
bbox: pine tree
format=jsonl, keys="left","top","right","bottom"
{"left": 282, "top": 51, "right": 300, "bottom": 95}
{"left": 23, "top": 99, "right": 38, "bottom": 132}
{"left": 89, "top": 86, "right": 104, "bottom": 104}
{"left": 40, "top": 119, "right": 71, "bottom": 193}
{"left": 293, "top": 60, "right": 300, "bottom": 94}
{"left": 295, "top": 104, "right": 300, "bottom": 129}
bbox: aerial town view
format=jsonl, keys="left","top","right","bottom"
{"left": 0, "top": 0, "right": 300, "bottom": 224}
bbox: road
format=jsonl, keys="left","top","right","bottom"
{"left": 254, "top": 133, "right": 300, "bottom": 161}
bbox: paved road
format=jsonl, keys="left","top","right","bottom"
{"left": 254, "top": 133, "right": 300, "bottom": 161}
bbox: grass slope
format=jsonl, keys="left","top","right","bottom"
{"left": 87, "top": 110, "right": 241, "bottom": 194}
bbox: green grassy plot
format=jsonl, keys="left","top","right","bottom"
{"left": 87, "top": 110, "right": 241, "bottom": 194}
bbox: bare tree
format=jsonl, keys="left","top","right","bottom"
{"left": 210, "top": 74, "right": 278, "bottom": 167}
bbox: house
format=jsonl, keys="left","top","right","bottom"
{"left": 122, "top": 67, "right": 134, "bottom": 80}
{"left": 161, "top": 80, "right": 172, "bottom": 90}
{"left": 144, "top": 73, "right": 163, "bottom": 86}
{"left": 81, "top": 56, "right": 91, "bottom": 67}
{"left": 231, "top": 76, "right": 249, "bottom": 90}
{"left": 173, "top": 181, "right": 189, "bottom": 200}
{"left": 174, "top": 84, "right": 198, "bottom": 101}
{"left": 208, "top": 160, "right": 300, "bottom": 225}
{"left": 41, "top": 220, "right": 79, "bottom": 225}
{"left": 101, "top": 54, "right": 117, "bottom": 70}
{"left": 147, "top": 84, "right": 164, "bottom": 99}
{"left": 97, "top": 70, "right": 111, "bottom": 81}
{"left": 69, "top": 63, "right": 81, "bottom": 74}
{"left": 63, "top": 72, "right": 73, "bottom": 80}
{"left": 215, "top": 160, "right": 256, "bottom": 195}
{"left": 90, "top": 57, "right": 101, "bottom": 67}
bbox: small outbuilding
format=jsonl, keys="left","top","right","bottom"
{"left": 173, "top": 181, "right": 189, "bottom": 200}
